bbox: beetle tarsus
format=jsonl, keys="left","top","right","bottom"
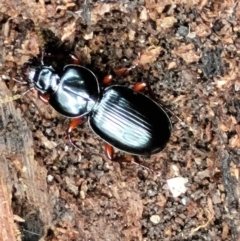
{"left": 131, "top": 160, "right": 155, "bottom": 174}
{"left": 67, "top": 117, "right": 84, "bottom": 151}
{"left": 67, "top": 132, "right": 82, "bottom": 152}
{"left": 111, "top": 155, "right": 157, "bottom": 174}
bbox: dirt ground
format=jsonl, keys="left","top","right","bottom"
{"left": 0, "top": 0, "right": 240, "bottom": 240}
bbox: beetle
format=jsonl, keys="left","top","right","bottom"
{"left": 24, "top": 54, "right": 172, "bottom": 169}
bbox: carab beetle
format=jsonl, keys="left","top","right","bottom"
{"left": 24, "top": 53, "right": 172, "bottom": 169}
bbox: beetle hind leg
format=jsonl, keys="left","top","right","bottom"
{"left": 67, "top": 117, "right": 84, "bottom": 151}
{"left": 104, "top": 143, "right": 159, "bottom": 174}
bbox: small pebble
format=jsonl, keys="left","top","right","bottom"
{"left": 47, "top": 175, "right": 54, "bottom": 182}
{"left": 150, "top": 215, "right": 160, "bottom": 224}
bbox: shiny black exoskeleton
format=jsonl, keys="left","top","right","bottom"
{"left": 27, "top": 63, "right": 172, "bottom": 157}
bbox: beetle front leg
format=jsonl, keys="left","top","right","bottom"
{"left": 67, "top": 117, "right": 84, "bottom": 151}
{"left": 38, "top": 93, "right": 50, "bottom": 103}
{"left": 69, "top": 54, "right": 81, "bottom": 65}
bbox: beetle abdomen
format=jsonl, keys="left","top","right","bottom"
{"left": 89, "top": 85, "right": 172, "bottom": 156}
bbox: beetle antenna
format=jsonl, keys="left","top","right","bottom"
{"left": 40, "top": 48, "right": 45, "bottom": 65}
{"left": 21, "top": 87, "right": 35, "bottom": 96}
{"left": 13, "top": 78, "right": 28, "bottom": 85}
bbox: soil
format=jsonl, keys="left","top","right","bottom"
{"left": 0, "top": 0, "right": 240, "bottom": 241}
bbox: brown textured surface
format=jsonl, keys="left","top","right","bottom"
{"left": 0, "top": 0, "right": 240, "bottom": 240}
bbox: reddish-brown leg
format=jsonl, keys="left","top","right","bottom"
{"left": 38, "top": 93, "right": 50, "bottom": 103}
{"left": 114, "top": 53, "right": 141, "bottom": 77}
{"left": 104, "top": 143, "right": 157, "bottom": 174}
{"left": 69, "top": 54, "right": 81, "bottom": 65}
{"left": 67, "top": 117, "right": 84, "bottom": 150}
{"left": 102, "top": 74, "right": 113, "bottom": 86}
{"left": 133, "top": 82, "right": 147, "bottom": 92}
{"left": 105, "top": 143, "right": 114, "bottom": 160}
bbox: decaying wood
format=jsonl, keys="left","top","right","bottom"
{"left": 0, "top": 80, "right": 52, "bottom": 240}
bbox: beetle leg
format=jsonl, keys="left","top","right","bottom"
{"left": 111, "top": 155, "right": 157, "bottom": 174}
{"left": 104, "top": 142, "right": 157, "bottom": 174}
{"left": 69, "top": 54, "right": 81, "bottom": 65}
{"left": 133, "top": 82, "right": 147, "bottom": 92}
{"left": 104, "top": 143, "right": 114, "bottom": 159}
{"left": 146, "top": 83, "right": 184, "bottom": 123}
{"left": 102, "top": 74, "right": 113, "bottom": 86}
{"left": 131, "top": 159, "right": 155, "bottom": 174}
{"left": 21, "top": 87, "right": 35, "bottom": 96}
{"left": 104, "top": 144, "right": 159, "bottom": 174}
{"left": 38, "top": 93, "right": 50, "bottom": 103}
{"left": 67, "top": 117, "right": 84, "bottom": 151}
{"left": 114, "top": 53, "right": 141, "bottom": 77}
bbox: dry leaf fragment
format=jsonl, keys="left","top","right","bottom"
{"left": 145, "top": 0, "right": 168, "bottom": 14}
{"left": 229, "top": 134, "right": 240, "bottom": 148}
{"left": 219, "top": 123, "right": 229, "bottom": 132}
{"left": 61, "top": 20, "right": 76, "bottom": 41}
{"left": 91, "top": 3, "right": 118, "bottom": 24}
{"left": 83, "top": 32, "right": 93, "bottom": 40}
{"left": 138, "top": 46, "right": 162, "bottom": 66}
{"left": 139, "top": 7, "right": 148, "bottom": 21}
{"left": 194, "top": 23, "right": 211, "bottom": 38}
{"left": 222, "top": 222, "right": 230, "bottom": 239}
{"left": 172, "top": 43, "right": 201, "bottom": 64}
{"left": 168, "top": 61, "right": 177, "bottom": 69}
{"left": 128, "top": 29, "right": 136, "bottom": 41}
{"left": 157, "top": 16, "right": 177, "bottom": 31}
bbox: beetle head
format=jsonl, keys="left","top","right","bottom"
{"left": 26, "top": 66, "right": 60, "bottom": 94}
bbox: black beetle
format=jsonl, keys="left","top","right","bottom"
{"left": 25, "top": 54, "right": 172, "bottom": 167}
